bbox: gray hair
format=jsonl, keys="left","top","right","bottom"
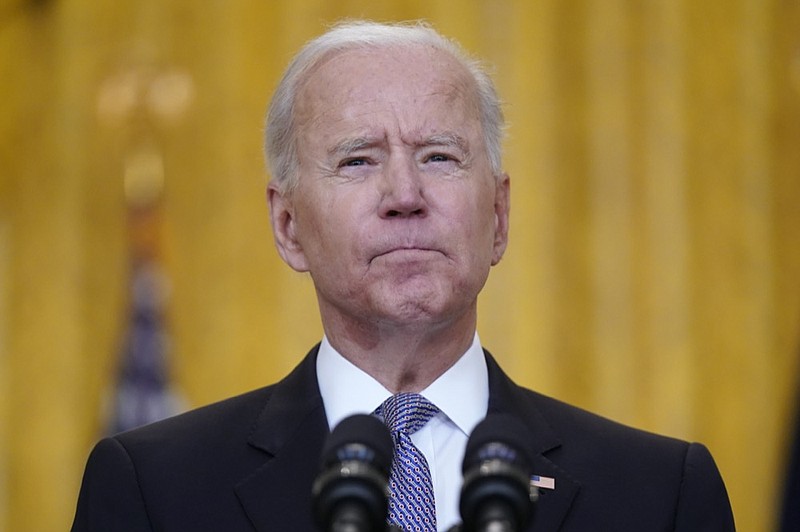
{"left": 264, "top": 20, "right": 505, "bottom": 193}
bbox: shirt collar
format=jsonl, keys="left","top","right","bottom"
{"left": 316, "top": 333, "right": 489, "bottom": 436}
{"left": 419, "top": 334, "right": 489, "bottom": 436}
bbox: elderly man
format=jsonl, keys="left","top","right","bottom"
{"left": 72, "top": 20, "right": 735, "bottom": 532}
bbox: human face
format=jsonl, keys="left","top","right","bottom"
{"left": 269, "top": 44, "right": 509, "bottom": 332}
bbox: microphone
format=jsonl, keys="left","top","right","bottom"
{"left": 312, "top": 414, "right": 394, "bottom": 532}
{"left": 458, "top": 415, "right": 537, "bottom": 532}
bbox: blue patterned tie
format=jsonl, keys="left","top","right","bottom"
{"left": 375, "top": 393, "right": 439, "bottom": 532}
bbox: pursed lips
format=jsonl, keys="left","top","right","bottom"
{"left": 370, "top": 246, "right": 444, "bottom": 263}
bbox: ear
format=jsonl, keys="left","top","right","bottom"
{"left": 267, "top": 182, "right": 310, "bottom": 272}
{"left": 491, "top": 173, "right": 510, "bottom": 266}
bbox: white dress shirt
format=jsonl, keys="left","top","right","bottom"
{"left": 316, "top": 333, "right": 490, "bottom": 531}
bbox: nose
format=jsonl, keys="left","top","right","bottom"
{"left": 378, "top": 155, "right": 427, "bottom": 219}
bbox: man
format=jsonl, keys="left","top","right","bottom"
{"left": 72, "top": 20, "right": 735, "bottom": 531}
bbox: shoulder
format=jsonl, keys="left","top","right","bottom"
{"left": 486, "top": 352, "right": 692, "bottom": 465}
{"left": 515, "top": 385, "right": 706, "bottom": 484}
{"left": 111, "top": 343, "right": 321, "bottom": 454}
{"left": 114, "top": 384, "right": 276, "bottom": 451}
{"left": 72, "top": 349, "right": 324, "bottom": 530}
{"left": 508, "top": 387, "right": 734, "bottom": 529}
{"left": 72, "top": 385, "right": 282, "bottom": 531}
{"left": 526, "top": 388, "right": 688, "bottom": 456}
{"left": 83, "top": 384, "right": 282, "bottom": 498}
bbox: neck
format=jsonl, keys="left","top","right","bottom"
{"left": 321, "top": 310, "right": 477, "bottom": 394}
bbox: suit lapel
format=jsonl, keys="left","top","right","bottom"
{"left": 232, "top": 346, "right": 579, "bottom": 531}
{"left": 485, "top": 351, "right": 581, "bottom": 531}
{"left": 234, "top": 346, "right": 328, "bottom": 532}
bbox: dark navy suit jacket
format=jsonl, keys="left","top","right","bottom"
{"left": 72, "top": 346, "right": 735, "bottom": 531}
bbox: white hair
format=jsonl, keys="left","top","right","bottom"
{"left": 264, "top": 20, "right": 505, "bottom": 193}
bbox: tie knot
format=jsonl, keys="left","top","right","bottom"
{"left": 376, "top": 393, "right": 439, "bottom": 435}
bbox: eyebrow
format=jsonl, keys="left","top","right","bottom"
{"left": 327, "top": 136, "right": 382, "bottom": 157}
{"left": 328, "top": 132, "right": 470, "bottom": 157}
{"left": 417, "top": 132, "right": 470, "bottom": 153}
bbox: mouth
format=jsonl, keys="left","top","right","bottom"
{"left": 371, "top": 246, "right": 443, "bottom": 263}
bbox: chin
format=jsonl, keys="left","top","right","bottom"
{"left": 371, "top": 286, "right": 473, "bottom": 328}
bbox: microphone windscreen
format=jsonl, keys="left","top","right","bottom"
{"left": 320, "top": 414, "right": 394, "bottom": 475}
{"left": 462, "top": 414, "right": 532, "bottom": 473}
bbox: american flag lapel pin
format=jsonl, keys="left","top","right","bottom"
{"left": 531, "top": 475, "right": 556, "bottom": 490}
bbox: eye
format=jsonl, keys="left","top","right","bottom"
{"left": 426, "top": 153, "right": 453, "bottom": 163}
{"left": 341, "top": 157, "right": 369, "bottom": 167}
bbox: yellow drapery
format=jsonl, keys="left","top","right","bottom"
{"left": 1, "top": 1, "right": 799, "bottom": 530}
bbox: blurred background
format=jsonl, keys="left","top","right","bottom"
{"left": 1, "top": 0, "right": 799, "bottom": 530}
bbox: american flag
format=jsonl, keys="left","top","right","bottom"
{"left": 107, "top": 259, "right": 183, "bottom": 434}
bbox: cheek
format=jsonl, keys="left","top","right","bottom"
{"left": 290, "top": 193, "right": 331, "bottom": 256}
{"left": 467, "top": 200, "right": 502, "bottom": 264}
{"left": 295, "top": 192, "right": 365, "bottom": 260}
{"left": 461, "top": 190, "right": 497, "bottom": 237}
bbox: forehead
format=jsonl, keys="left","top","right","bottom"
{"left": 294, "top": 44, "right": 481, "bottom": 142}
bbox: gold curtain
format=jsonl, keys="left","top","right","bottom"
{"left": 1, "top": 0, "right": 798, "bottom": 530}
